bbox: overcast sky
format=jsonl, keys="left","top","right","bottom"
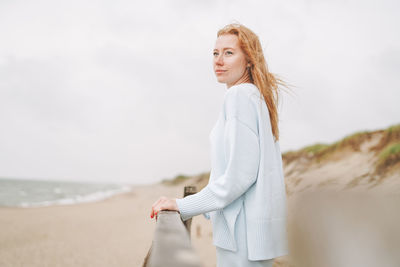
{"left": 0, "top": 0, "right": 399, "bottom": 185}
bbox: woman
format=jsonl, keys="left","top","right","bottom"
{"left": 150, "top": 23, "right": 289, "bottom": 267}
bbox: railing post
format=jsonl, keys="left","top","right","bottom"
{"left": 183, "top": 186, "right": 197, "bottom": 238}
{"left": 143, "top": 185, "right": 201, "bottom": 267}
{"left": 145, "top": 210, "right": 202, "bottom": 267}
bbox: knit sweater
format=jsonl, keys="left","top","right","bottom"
{"left": 175, "top": 83, "right": 288, "bottom": 260}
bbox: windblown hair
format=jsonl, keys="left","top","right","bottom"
{"left": 217, "top": 23, "right": 288, "bottom": 142}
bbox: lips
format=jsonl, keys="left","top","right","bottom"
{"left": 215, "top": 70, "right": 227, "bottom": 73}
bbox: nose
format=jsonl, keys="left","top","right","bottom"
{"left": 215, "top": 54, "right": 224, "bottom": 66}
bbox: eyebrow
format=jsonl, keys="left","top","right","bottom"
{"left": 213, "top": 47, "right": 235, "bottom": 51}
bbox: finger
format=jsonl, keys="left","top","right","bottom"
{"left": 152, "top": 197, "right": 166, "bottom": 211}
{"left": 152, "top": 198, "right": 163, "bottom": 209}
{"left": 151, "top": 198, "right": 164, "bottom": 218}
{"left": 152, "top": 202, "right": 164, "bottom": 219}
{"left": 154, "top": 202, "right": 165, "bottom": 215}
{"left": 152, "top": 197, "right": 173, "bottom": 218}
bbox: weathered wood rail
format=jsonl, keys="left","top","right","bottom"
{"left": 143, "top": 186, "right": 202, "bottom": 267}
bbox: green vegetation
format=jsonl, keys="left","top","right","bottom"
{"left": 336, "top": 131, "right": 372, "bottom": 149}
{"left": 282, "top": 143, "right": 331, "bottom": 164}
{"left": 161, "top": 174, "right": 190, "bottom": 186}
{"left": 282, "top": 123, "right": 400, "bottom": 175}
{"left": 283, "top": 129, "right": 379, "bottom": 163}
{"left": 373, "top": 123, "right": 400, "bottom": 151}
{"left": 375, "top": 142, "right": 400, "bottom": 173}
{"left": 281, "top": 150, "right": 297, "bottom": 164}
{"left": 386, "top": 124, "right": 400, "bottom": 135}
{"left": 303, "top": 143, "right": 330, "bottom": 155}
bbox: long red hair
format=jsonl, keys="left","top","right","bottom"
{"left": 217, "top": 23, "right": 289, "bottom": 142}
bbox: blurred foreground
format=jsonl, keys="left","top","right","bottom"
{"left": 287, "top": 191, "right": 400, "bottom": 267}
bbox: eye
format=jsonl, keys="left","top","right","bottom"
{"left": 213, "top": 52, "right": 218, "bottom": 56}
{"left": 225, "top": 51, "right": 233, "bottom": 55}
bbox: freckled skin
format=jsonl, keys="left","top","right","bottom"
{"left": 213, "top": 34, "right": 251, "bottom": 88}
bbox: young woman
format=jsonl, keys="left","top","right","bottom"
{"left": 150, "top": 23, "right": 289, "bottom": 267}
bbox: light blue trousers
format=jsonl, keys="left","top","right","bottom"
{"left": 215, "top": 202, "right": 274, "bottom": 267}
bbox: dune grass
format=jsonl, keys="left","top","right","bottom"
{"left": 282, "top": 128, "right": 387, "bottom": 164}
{"left": 303, "top": 143, "right": 330, "bottom": 155}
{"left": 375, "top": 142, "right": 400, "bottom": 173}
{"left": 282, "top": 123, "right": 400, "bottom": 177}
{"left": 161, "top": 174, "right": 190, "bottom": 185}
{"left": 372, "top": 124, "right": 400, "bottom": 151}
{"left": 282, "top": 130, "right": 374, "bottom": 163}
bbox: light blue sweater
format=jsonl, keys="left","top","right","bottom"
{"left": 176, "top": 83, "right": 288, "bottom": 261}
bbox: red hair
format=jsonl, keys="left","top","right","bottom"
{"left": 217, "top": 23, "right": 289, "bottom": 141}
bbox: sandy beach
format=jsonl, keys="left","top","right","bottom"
{"left": 0, "top": 183, "right": 215, "bottom": 267}
{"left": 1, "top": 179, "right": 399, "bottom": 267}
{"left": 1, "top": 125, "right": 399, "bottom": 267}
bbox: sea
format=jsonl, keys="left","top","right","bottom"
{"left": 0, "top": 178, "right": 132, "bottom": 208}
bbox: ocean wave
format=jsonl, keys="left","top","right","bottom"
{"left": 19, "top": 185, "right": 132, "bottom": 208}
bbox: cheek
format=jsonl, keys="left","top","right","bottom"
{"left": 231, "top": 57, "right": 246, "bottom": 71}
{"left": 232, "top": 64, "right": 246, "bottom": 76}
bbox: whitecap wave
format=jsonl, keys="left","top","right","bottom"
{"left": 19, "top": 185, "right": 132, "bottom": 208}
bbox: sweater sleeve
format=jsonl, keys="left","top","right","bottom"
{"left": 176, "top": 117, "right": 260, "bottom": 221}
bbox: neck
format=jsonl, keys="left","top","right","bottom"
{"left": 227, "top": 71, "right": 252, "bottom": 88}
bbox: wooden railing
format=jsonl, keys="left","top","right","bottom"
{"left": 143, "top": 186, "right": 202, "bottom": 267}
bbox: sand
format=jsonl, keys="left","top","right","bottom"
{"left": 2, "top": 162, "right": 397, "bottom": 267}
{"left": 0, "top": 183, "right": 216, "bottom": 267}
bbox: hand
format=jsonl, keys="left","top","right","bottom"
{"left": 150, "top": 196, "right": 179, "bottom": 221}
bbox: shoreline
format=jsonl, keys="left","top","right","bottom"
{"left": 0, "top": 182, "right": 216, "bottom": 267}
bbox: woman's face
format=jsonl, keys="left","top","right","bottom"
{"left": 213, "top": 34, "right": 248, "bottom": 88}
